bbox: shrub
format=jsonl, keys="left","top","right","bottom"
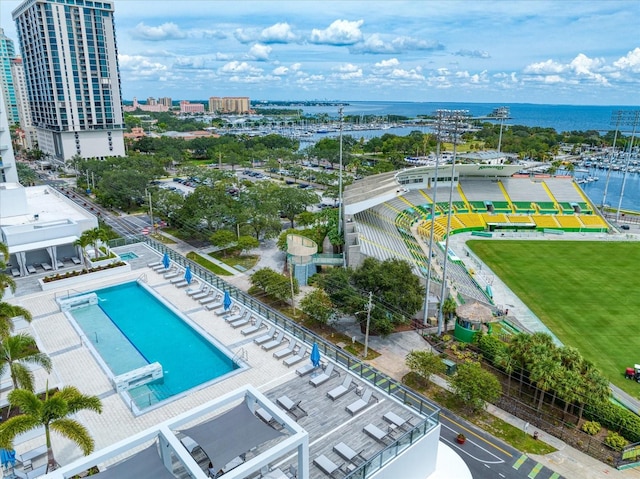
{"left": 585, "top": 400, "right": 640, "bottom": 443}
{"left": 581, "top": 421, "right": 601, "bottom": 436}
{"left": 604, "top": 431, "right": 627, "bottom": 451}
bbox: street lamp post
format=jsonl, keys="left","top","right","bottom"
{"left": 362, "top": 291, "right": 373, "bottom": 358}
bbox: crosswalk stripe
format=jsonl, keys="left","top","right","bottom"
{"left": 528, "top": 462, "right": 543, "bottom": 478}
{"left": 513, "top": 454, "right": 527, "bottom": 470}
{"left": 549, "top": 473, "right": 560, "bottom": 479}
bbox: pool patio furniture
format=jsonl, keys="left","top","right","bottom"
{"left": 333, "top": 441, "right": 366, "bottom": 465}
{"left": 27, "top": 265, "right": 37, "bottom": 274}
{"left": 186, "top": 284, "right": 206, "bottom": 296}
{"left": 240, "top": 317, "right": 264, "bottom": 336}
{"left": 273, "top": 340, "right": 298, "bottom": 359}
{"left": 313, "top": 454, "right": 344, "bottom": 478}
{"left": 283, "top": 345, "right": 307, "bottom": 368}
{"left": 261, "top": 331, "right": 286, "bottom": 351}
{"left": 224, "top": 309, "right": 246, "bottom": 323}
{"left": 147, "top": 261, "right": 162, "bottom": 268}
{"left": 255, "top": 408, "right": 282, "bottom": 429}
{"left": 71, "top": 256, "right": 82, "bottom": 265}
{"left": 276, "top": 395, "right": 307, "bottom": 420}
{"left": 383, "top": 411, "right": 412, "bottom": 431}
{"left": 11, "top": 268, "right": 20, "bottom": 277}
{"left": 327, "top": 375, "right": 354, "bottom": 401}
{"left": 309, "top": 362, "right": 337, "bottom": 387}
{"left": 229, "top": 313, "right": 252, "bottom": 329}
{"left": 56, "top": 260, "right": 64, "bottom": 268}
{"left": 363, "top": 423, "right": 392, "bottom": 444}
{"left": 191, "top": 288, "right": 211, "bottom": 300}
{"left": 164, "top": 270, "right": 180, "bottom": 280}
{"left": 253, "top": 326, "right": 277, "bottom": 345}
{"left": 200, "top": 294, "right": 221, "bottom": 305}
{"left": 346, "top": 388, "right": 376, "bottom": 416}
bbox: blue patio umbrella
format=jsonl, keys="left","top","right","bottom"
{"left": 310, "top": 342, "right": 321, "bottom": 368}
{"left": 0, "top": 448, "right": 16, "bottom": 470}
{"left": 223, "top": 291, "right": 232, "bottom": 311}
{"left": 184, "top": 266, "right": 192, "bottom": 284}
{"left": 162, "top": 252, "right": 170, "bottom": 269}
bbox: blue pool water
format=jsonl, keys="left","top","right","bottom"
{"left": 70, "top": 282, "right": 237, "bottom": 409}
{"left": 118, "top": 252, "right": 138, "bottom": 261}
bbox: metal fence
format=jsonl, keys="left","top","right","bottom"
{"left": 112, "top": 236, "right": 442, "bottom": 478}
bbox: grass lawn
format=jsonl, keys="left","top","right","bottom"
{"left": 186, "top": 252, "right": 232, "bottom": 276}
{"left": 209, "top": 252, "right": 259, "bottom": 271}
{"left": 468, "top": 240, "right": 640, "bottom": 399}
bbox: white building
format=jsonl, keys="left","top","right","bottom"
{"left": 12, "top": 0, "right": 125, "bottom": 162}
{"left": 0, "top": 92, "right": 97, "bottom": 279}
{"left": 10, "top": 56, "right": 37, "bottom": 149}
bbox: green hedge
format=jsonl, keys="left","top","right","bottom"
{"left": 585, "top": 400, "right": 640, "bottom": 443}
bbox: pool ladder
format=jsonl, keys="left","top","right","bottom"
{"left": 232, "top": 347, "right": 248, "bottom": 365}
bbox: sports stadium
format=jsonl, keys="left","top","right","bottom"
{"left": 343, "top": 162, "right": 609, "bottom": 307}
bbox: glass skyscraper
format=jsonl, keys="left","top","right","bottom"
{"left": 12, "top": 0, "right": 125, "bottom": 161}
{"left": 0, "top": 28, "right": 20, "bottom": 126}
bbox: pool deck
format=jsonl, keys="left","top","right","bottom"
{"left": 5, "top": 243, "right": 449, "bottom": 478}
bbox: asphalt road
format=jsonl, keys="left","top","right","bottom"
{"left": 439, "top": 408, "right": 562, "bottom": 479}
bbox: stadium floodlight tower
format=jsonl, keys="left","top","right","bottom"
{"left": 615, "top": 110, "right": 640, "bottom": 222}
{"left": 422, "top": 110, "right": 446, "bottom": 325}
{"left": 492, "top": 106, "right": 511, "bottom": 153}
{"left": 437, "top": 110, "right": 470, "bottom": 336}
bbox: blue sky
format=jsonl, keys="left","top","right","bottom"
{"left": 2, "top": 0, "right": 639, "bottom": 105}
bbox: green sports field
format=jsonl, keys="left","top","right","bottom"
{"left": 467, "top": 240, "right": 640, "bottom": 399}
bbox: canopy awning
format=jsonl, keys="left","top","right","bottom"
{"left": 94, "top": 444, "right": 175, "bottom": 479}
{"left": 8, "top": 235, "right": 79, "bottom": 254}
{"left": 180, "top": 402, "right": 284, "bottom": 470}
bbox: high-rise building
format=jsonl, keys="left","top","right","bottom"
{"left": 10, "top": 57, "right": 37, "bottom": 149}
{"left": 12, "top": 0, "right": 125, "bottom": 162}
{"left": 0, "top": 92, "right": 19, "bottom": 183}
{"left": 0, "top": 28, "right": 20, "bottom": 125}
{"left": 158, "top": 97, "right": 172, "bottom": 108}
{"left": 208, "top": 96, "right": 251, "bottom": 114}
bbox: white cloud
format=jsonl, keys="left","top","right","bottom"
{"left": 219, "top": 61, "right": 262, "bottom": 75}
{"left": 261, "top": 23, "right": 298, "bottom": 43}
{"left": 454, "top": 49, "right": 490, "bottom": 59}
{"left": 118, "top": 54, "right": 168, "bottom": 76}
{"left": 524, "top": 59, "right": 565, "bottom": 74}
{"left": 389, "top": 68, "right": 425, "bottom": 81}
{"left": 247, "top": 43, "right": 272, "bottom": 61}
{"left": 290, "top": 63, "right": 302, "bottom": 72}
{"left": 374, "top": 58, "right": 400, "bottom": 68}
{"left": 334, "top": 64, "right": 359, "bottom": 73}
{"left": 613, "top": 47, "right": 640, "bottom": 72}
{"left": 310, "top": 19, "right": 364, "bottom": 45}
{"left": 352, "top": 34, "right": 443, "bottom": 54}
{"left": 131, "top": 22, "right": 186, "bottom": 41}
{"left": 273, "top": 66, "right": 289, "bottom": 75}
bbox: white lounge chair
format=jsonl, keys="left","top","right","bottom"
{"left": 224, "top": 309, "right": 245, "bottom": 323}
{"left": 277, "top": 395, "right": 307, "bottom": 420}
{"left": 295, "top": 361, "right": 317, "bottom": 377}
{"left": 313, "top": 454, "right": 344, "bottom": 478}
{"left": 11, "top": 268, "right": 20, "bottom": 277}
{"left": 27, "top": 265, "right": 37, "bottom": 274}
{"left": 363, "top": 423, "right": 392, "bottom": 444}
{"left": 333, "top": 442, "right": 366, "bottom": 465}
{"left": 164, "top": 270, "right": 180, "bottom": 280}
{"left": 200, "top": 294, "right": 221, "bottom": 305}
{"left": 71, "top": 256, "right": 82, "bottom": 265}
{"left": 309, "top": 363, "right": 336, "bottom": 387}
{"left": 191, "top": 288, "right": 211, "bottom": 300}
{"left": 229, "top": 313, "right": 252, "bottom": 329}
{"left": 327, "top": 376, "right": 353, "bottom": 400}
{"left": 346, "top": 389, "right": 376, "bottom": 415}
{"left": 273, "top": 340, "right": 298, "bottom": 359}
{"left": 240, "top": 317, "right": 264, "bottom": 335}
{"left": 253, "top": 326, "right": 277, "bottom": 345}
{"left": 41, "top": 262, "right": 52, "bottom": 271}
{"left": 186, "top": 285, "right": 206, "bottom": 296}
{"left": 261, "top": 331, "right": 285, "bottom": 351}
{"left": 383, "top": 411, "right": 412, "bottom": 431}
{"left": 283, "top": 345, "right": 307, "bottom": 367}
{"left": 147, "top": 261, "right": 162, "bottom": 268}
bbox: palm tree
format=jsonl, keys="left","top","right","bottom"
{"left": 440, "top": 297, "right": 457, "bottom": 334}
{"left": 85, "top": 227, "right": 109, "bottom": 259}
{"left": 0, "top": 386, "right": 102, "bottom": 472}
{"left": 0, "top": 333, "right": 52, "bottom": 391}
{"left": 0, "top": 303, "right": 32, "bottom": 338}
{"left": 0, "top": 242, "right": 16, "bottom": 300}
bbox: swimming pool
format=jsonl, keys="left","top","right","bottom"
{"left": 69, "top": 281, "right": 239, "bottom": 411}
{"left": 118, "top": 252, "right": 138, "bottom": 261}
